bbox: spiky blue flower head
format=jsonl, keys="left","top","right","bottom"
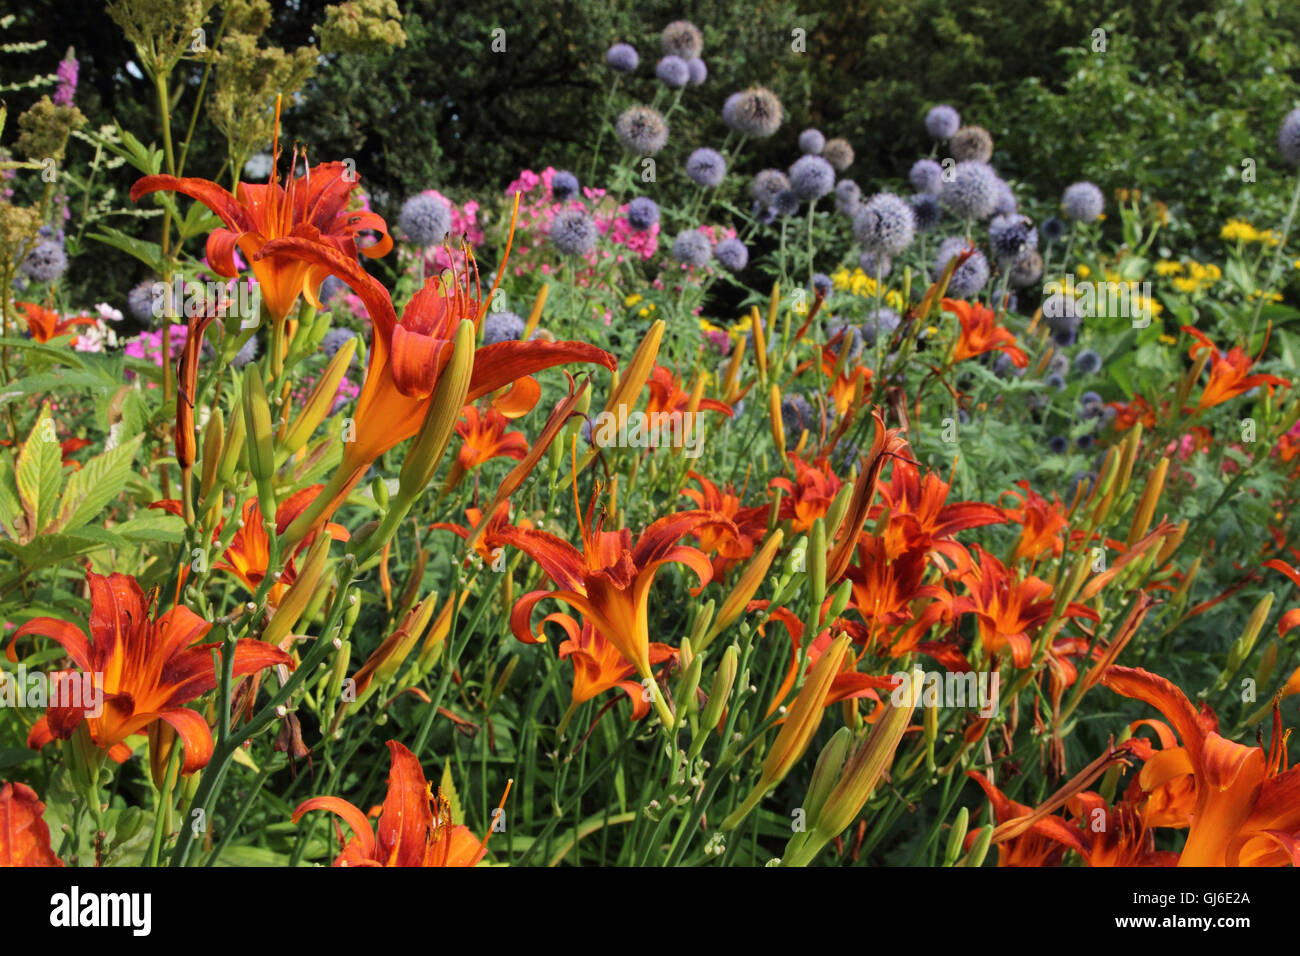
{"left": 550, "top": 210, "right": 598, "bottom": 256}
{"left": 950, "top": 125, "right": 994, "bottom": 163}
{"left": 822, "top": 138, "right": 854, "bottom": 172}
{"left": 993, "top": 179, "right": 1017, "bottom": 216}
{"left": 320, "top": 275, "right": 346, "bottom": 304}
{"left": 1079, "top": 390, "right": 1103, "bottom": 414}
{"left": 714, "top": 237, "right": 748, "bottom": 271}
{"left": 853, "top": 192, "right": 915, "bottom": 256}
{"left": 661, "top": 20, "right": 703, "bottom": 59}
{"left": 483, "top": 310, "right": 526, "bottom": 345}
{"left": 1077, "top": 433, "right": 1095, "bottom": 452}
{"left": 909, "top": 159, "right": 943, "bottom": 195}
{"left": 1279, "top": 109, "right": 1300, "bottom": 165}
{"left": 1042, "top": 288, "right": 1081, "bottom": 334}
{"left": 672, "top": 229, "right": 712, "bottom": 266}
{"left": 908, "top": 193, "right": 942, "bottom": 233}
{"left": 798, "top": 128, "right": 825, "bottom": 155}
{"left": 1046, "top": 373, "right": 1066, "bottom": 391}
{"left": 1067, "top": 470, "right": 1097, "bottom": 502}
{"left": 925, "top": 105, "right": 960, "bottom": 139}
{"left": 626, "top": 196, "right": 659, "bottom": 232}
{"left": 656, "top": 55, "right": 690, "bottom": 88}
{"left": 751, "top": 169, "right": 790, "bottom": 207}
{"left": 826, "top": 322, "right": 865, "bottom": 359}
{"left": 988, "top": 214, "right": 1038, "bottom": 263}
{"left": 940, "top": 161, "right": 1000, "bottom": 220}
{"left": 781, "top": 394, "right": 822, "bottom": 440}
{"left": 994, "top": 352, "right": 1026, "bottom": 378}
{"left": 231, "top": 335, "right": 260, "bottom": 369}
{"left": 935, "top": 237, "right": 990, "bottom": 298}
{"left": 723, "top": 87, "right": 783, "bottom": 138}
{"left": 1040, "top": 216, "right": 1068, "bottom": 243}
{"left": 551, "top": 170, "right": 580, "bottom": 201}
{"left": 606, "top": 43, "right": 639, "bottom": 73}
{"left": 127, "top": 281, "right": 155, "bottom": 321}
{"left": 863, "top": 307, "right": 901, "bottom": 345}
{"left": 20, "top": 240, "right": 66, "bottom": 282}
{"left": 1047, "top": 435, "right": 1068, "bottom": 455}
{"left": 834, "top": 178, "right": 861, "bottom": 216}
{"left": 686, "top": 57, "right": 707, "bottom": 85}
{"left": 399, "top": 193, "right": 452, "bottom": 246}
{"left": 1074, "top": 349, "right": 1103, "bottom": 375}
{"left": 788, "top": 154, "right": 835, "bottom": 201}
{"left": 811, "top": 273, "right": 833, "bottom": 297}
{"left": 858, "top": 251, "right": 891, "bottom": 279}
{"left": 773, "top": 190, "right": 801, "bottom": 218}
{"left": 1062, "top": 181, "right": 1104, "bottom": 222}
{"left": 615, "top": 105, "right": 669, "bottom": 155}
{"left": 686, "top": 147, "right": 727, "bottom": 187}
{"left": 321, "top": 327, "right": 357, "bottom": 358}
{"left": 1048, "top": 351, "right": 1069, "bottom": 377}
{"left": 1009, "top": 251, "right": 1043, "bottom": 290}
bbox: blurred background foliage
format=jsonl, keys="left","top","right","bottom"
{"left": 4, "top": 0, "right": 1299, "bottom": 308}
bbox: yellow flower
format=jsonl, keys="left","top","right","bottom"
{"left": 1172, "top": 277, "right": 1201, "bottom": 294}
{"left": 1221, "top": 220, "right": 1258, "bottom": 242}
{"left": 1205, "top": 264, "right": 1222, "bottom": 280}
{"left": 1076, "top": 264, "right": 1091, "bottom": 279}
{"left": 1154, "top": 260, "right": 1184, "bottom": 276}
{"left": 1257, "top": 229, "right": 1281, "bottom": 247}
{"left": 624, "top": 293, "right": 643, "bottom": 307}
{"left": 1158, "top": 334, "right": 1177, "bottom": 345}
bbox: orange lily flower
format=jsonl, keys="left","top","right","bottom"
{"left": 817, "top": 339, "right": 873, "bottom": 418}
{"left": 964, "top": 772, "right": 1079, "bottom": 866}
{"left": 844, "top": 536, "right": 946, "bottom": 651}
{"left": 1181, "top": 326, "right": 1290, "bottom": 411}
{"left": 873, "top": 459, "right": 1005, "bottom": 569}
{"left": 6, "top": 572, "right": 291, "bottom": 773}
{"left": 131, "top": 148, "right": 391, "bottom": 323}
{"left": 543, "top": 613, "right": 678, "bottom": 727}
{"left": 431, "top": 501, "right": 533, "bottom": 567}
{"left": 1103, "top": 665, "right": 1300, "bottom": 865}
{"left": 942, "top": 298, "right": 1028, "bottom": 367}
{"left": 254, "top": 238, "right": 615, "bottom": 539}
{"left": 0, "top": 782, "right": 64, "bottom": 866}
{"left": 644, "top": 364, "right": 733, "bottom": 419}
{"left": 293, "top": 740, "right": 496, "bottom": 867}
{"left": 441, "top": 405, "right": 529, "bottom": 492}
{"left": 770, "top": 455, "right": 843, "bottom": 533}
{"left": 213, "top": 485, "right": 349, "bottom": 603}
{"left": 680, "top": 471, "right": 767, "bottom": 577}
{"left": 15, "top": 302, "right": 96, "bottom": 344}
{"left": 1001, "top": 480, "right": 1069, "bottom": 564}
{"left": 501, "top": 503, "right": 725, "bottom": 723}
{"left": 1109, "top": 395, "right": 1157, "bottom": 431}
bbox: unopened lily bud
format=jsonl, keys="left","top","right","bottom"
{"left": 698, "top": 644, "right": 739, "bottom": 744}
{"left": 688, "top": 599, "right": 715, "bottom": 648}
{"left": 721, "top": 633, "right": 851, "bottom": 831}
{"left": 1115, "top": 423, "right": 1143, "bottom": 495}
{"left": 199, "top": 408, "right": 224, "bottom": 502}
{"left": 371, "top": 476, "right": 390, "bottom": 511}
{"left": 262, "top": 531, "right": 332, "bottom": 646}
{"left": 943, "top": 807, "right": 970, "bottom": 867}
{"left": 603, "top": 319, "right": 663, "bottom": 417}
{"left": 1231, "top": 593, "right": 1274, "bottom": 670}
{"left": 751, "top": 305, "right": 768, "bottom": 386}
{"left": 1255, "top": 640, "right": 1279, "bottom": 690}
{"left": 1126, "top": 457, "right": 1169, "bottom": 548}
{"left": 802, "top": 726, "right": 851, "bottom": 827}
{"left": 823, "top": 482, "right": 854, "bottom": 544}
{"left": 828, "top": 579, "right": 853, "bottom": 621}
{"left": 487, "top": 655, "right": 519, "bottom": 710}
{"left": 1155, "top": 519, "right": 1187, "bottom": 565}
{"left": 704, "top": 529, "right": 784, "bottom": 650}
{"left": 280, "top": 337, "right": 356, "bottom": 462}
{"left": 399, "top": 320, "right": 474, "bottom": 496}
{"left": 321, "top": 638, "right": 351, "bottom": 730}
{"left": 722, "top": 335, "right": 746, "bottom": 402}
{"left": 1176, "top": 350, "right": 1211, "bottom": 410}
{"left": 217, "top": 394, "right": 246, "bottom": 485}
{"left": 679, "top": 637, "right": 694, "bottom": 674}
{"left": 768, "top": 384, "right": 786, "bottom": 458}
{"left": 959, "top": 824, "right": 994, "bottom": 867}
{"left": 523, "top": 283, "right": 548, "bottom": 340}
{"left": 1170, "top": 556, "right": 1201, "bottom": 617}
{"left": 243, "top": 370, "right": 276, "bottom": 512}
{"left": 674, "top": 651, "right": 703, "bottom": 719}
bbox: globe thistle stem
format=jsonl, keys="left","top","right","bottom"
{"left": 1249, "top": 169, "right": 1300, "bottom": 341}
{"left": 586, "top": 76, "right": 622, "bottom": 184}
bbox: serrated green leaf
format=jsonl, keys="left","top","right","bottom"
{"left": 440, "top": 763, "right": 464, "bottom": 826}
{"left": 15, "top": 406, "right": 64, "bottom": 537}
{"left": 0, "top": 526, "right": 129, "bottom": 572}
{"left": 113, "top": 511, "right": 185, "bottom": 544}
{"left": 89, "top": 226, "right": 164, "bottom": 273}
{"left": 52, "top": 434, "right": 143, "bottom": 533}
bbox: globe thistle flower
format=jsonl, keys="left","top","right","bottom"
{"left": 909, "top": 159, "right": 943, "bottom": 195}
{"left": 230, "top": 335, "right": 260, "bottom": 369}
{"left": 321, "top": 327, "right": 358, "bottom": 358}
{"left": 1048, "top": 351, "right": 1069, "bottom": 377}
{"left": 1040, "top": 216, "right": 1068, "bottom": 243}
{"left": 940, "top": 161, "right": 1000, "bottom": 220}
{"left": 1047, "top": 435, "right": 1068, "bottom": 455}
{"left": 988, "top": 214, "right": 1038, "bottom": 263}
{"left": 751, "top": 169, "right": 790, "bottom": 206}
{"left": 821, "top": 138, "right": 854, "bottom": 171}
{"left": 858, "top": 251, "right": 891, "bottom": 279}
{"left": 550, "top": 210, "right": 598, "bottom": 256}
{"left": 935, "top": 238, "right": 990, "bottom": 298}
{"left": 811, "top": 273, "right": 833, "bottom": 297}
{"left": 714, "top": 238, "right": 749, "bottom": 271}
{"left": 1062, "top": 181, "right": 1104, "bottom": 222}
{"left": 1079, "top": 390, "right": 1103, "bottom": 414}
{"left": 834, "top": 178, "right": 862, "bottom": 216}
{"left": 20, "top": 240, "right": 67, "bottom": 283}
{"left": 686, "top": 147, "right": 727, "bottom": 187}
{"left": 950, "top": 125, "right": 993, "bottom": 163}
{"left": 826, "top": 322, "right": 865, "bottom": 359}
{"left": 723, "top": 87, "right": 783, "bottom": 138}
{"left": 993, "top": 180, "right": 1017, "bottom": 216}
{"left": 1053, "top": 327, "right": 1078, "bottom": 348}
{"left": 863, "top": 307, "right": 901, "bottom": 345}
{"left": 788, "top": 155, "right": 835, "bottom": 201}
{"left": 616, "top": 105, "right": 669, "bottom": 155}
{"left": 551, "top": 170, "right": 580, "bottom": 201}
{"left": 626, "top": 196, "right": 660, "bottom": 232}
{"left": 656, "top": 55, "right": 690, "bottom": 89}
{"left": 994, "top": 352, "right": 1027, "bottom": 378}
{"left": 686, "top": 57, "right": 707, "bottom": 85}
{"left": 483, "top": 310, "right": 526, "bottom": 345}
{"left": 399, "top": 193, "right": 452, "bottom": 246}
{"left": 661, "top": 20, "right": 703, "bottom": 59}
{"left": 1074, "top": 349, "right": 1103, "bottom": 375}
{"left": 925, "top": 105, "right": 960, "bottom": 140}
{"left": 773, "top": 190, "right": 801, "bottom": 218}
{"left": 606, "top": 43, "right": 639, "bottom": 73}
{"left": 127, "top": 281, "right": 155, "bottom": 322}
{"left": 1045, "top": 372, "right": 1066, "bottom": 391}
{"left": 1067, "top": 470, "right": 1097, "bottom": 502}
{"left": 1042, "top": 289, "right": 1081, "bottom": 334}
{"left": 1279, "top": 108, "right": 1300, "bottom": 166}
{"left": 798, "top": 128, "right": 826, "bottom": 155}
{"left": 853, "top": 193, "right": 915, "bottom": 256}
{"left": 753, "top": 204, "right": 777, "bottom": 225}
{"left": 908, "top": 193, "right": 942, "bottom": 233}
{"left": 781, "top": 394, "right": 821, "bottom": 440}
{"left": 1076, "top": 434, "right": 1095, "bottom": 452}
{"left": 672, "top": 229, "right": 712, "bottom": 266}
{"left": 1009, "top": 250, "right": 1043, "bottom": 289}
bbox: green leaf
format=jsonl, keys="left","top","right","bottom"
{"left": 51, "top": 435, "right": 143, "bottom": 534}
{"left": 89, "top": 226, "right": 164, "bottom": 273}
{"left": 440, "top": 762, "right": 464, "bottom": 826}
{"left": 15, "top": 406, "right": 64, "bottom": 538}
{"left": 0, "top": 527, "right": 130, "bottom": 572}
{"left": 113, "top": 511, "right": 185, "bottom": 545}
